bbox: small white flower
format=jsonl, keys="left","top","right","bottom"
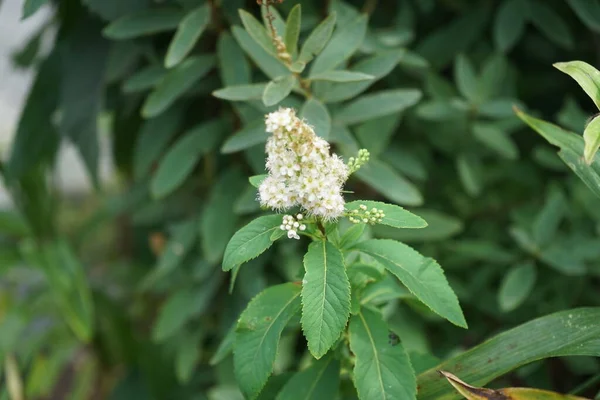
{"left": 287, "top": 229, "right": 300, "bottom": 240}
{"left": 299, "top": 224, "right": 306, "bottom": 231}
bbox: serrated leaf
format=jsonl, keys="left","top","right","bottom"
{"left": 349, "top": 308, "right": 416, "bottom": 400}
{"left": 262, "top": 75, "right": 296, "bottom": 106}
{"left": 493, "top": 0, "right": 527, "bottom": 52}
{"left": 567, "top": 0, "right": 600, "bottom": 32}
{"left": 165, "top": 5, "right": 210, "bottom": 68}
{"left": 284, "top": 5, "right": 301, "bottom": 58}
{"left": 276, "top": 354, "right": 340, "bottom": 400}
{"left": 498, "top": 262, "right": 537, "bottom": 312}
{"left": 123, "top": 64, "right": 166, "bottom": 93}
{"left": 417, "top": 308, "right": 600, "bottom": 399}
{"left": 298, "top": 13, "right": 337, "bottom": 64}
{"left": 222, "top": 215, "right": 282, "bottom": 271}
{"left": 232, "top": 26, "right": 289, "bottom": 79}
{"left": 309, "top": 70, "right": 374, "bottom": 82}
{"left": 345, "top": 200, "right": 427, "bottom": 229}
{"left": 334, "top": 89, "right": 422, "bottom": 125}
{"left": 103, "top": 9, "right": 184, "bottom": 39}
{"left": 472, "top": 123, "right": 518, "bottom": 160}
{"left": 221, "top": 119, "right": 269, "bottom": 154}
{"left": 143, "top": 55, "right": 215, "bottom": 118}
{"left": 310, "top": 14, "right": 368, "bottom": 75}
{"left": 583, "top": 115, "right": 600, "bottom": 164}
{"left": 529, "top": 1, "right": 573, "bottom": 49}
{"left": 300, "top": 98, "right": 331, "bottom": 139}
{"left": 354, "top": 239, "right": 467, "bottom": 328}
{"left": 301, "top": 240, "right": 350, "bottom": 359}
{"left": 234, "top": 283, "right": 301, "bottom": 399}
{"left": 355, "top": 159, "right": 423, "bottom": 206}
{"left": 213, "top": 83, "right": 267, "bottom": 101}
{"left": 218, "top": 31, "right": 251, "bottom": 86}
{"left": 239, "top": 9, "right": 277, "bottom": 56}
{"left": 151, "top": 119, "right": 225, "bottom": 199}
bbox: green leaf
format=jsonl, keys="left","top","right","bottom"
{"left": 417, "top": 308, "right": 600, "bottom": 399}
{"left": 82, "top": 0, "right": 151, "bottom": 21}
{"left": 373, "top": 210, "right": 463, "bottom": 242}
{"left": 284, "top": 5, "right": 301, "bottom": 58}
{"left": 472, "top": 123, "right": 518, "bottom": 160}
{"left": 309, "top": 70, "right": 374, "bottom": 82}
{"left": 232, "top": 26, "right": 289, "bottom": 79}
{"left": 457, "top": 154, "right": 482, "bottom": 197}
{"left": 355, "top": 114, "right": 402, "bottom": 156}
{"left": 221, "top": 119, "right": 269, "bottom": 154}
{"left": 354, "top": 239, "right": 467, "bottom": 328}
{"left": 213, "top": 83, "right": 267, "bottom": 101}
{"left": 122, "top": 64, "right": 166, "bottom": 93}
{"left": 142, "top": 55, "right": 215, "bottom": 118}
{"left": 334, "top": 89, "right": 422, "bottom": 125}
{"left": 355, "top": 159, "right": 423, "bottom": 206}
{"left": 210, "top": 323, "right": 236, "bottom": 365}
{"left": 514, "top": 108, "right": 584, "bottom": 154}
{"left": 276, "top": 354, "right": 340, "bottom": 400}
{"left": 454, "top": 54, "right": 478, "bottom": 103}
{"left": 532, "top": 188, "right": 567, "bottom": 247}
{"left": 223, "top": 215, "right": 282, "bottom": 271}
{"left": 345, "top": 201, "right": 427, "bottom": 229}
{"left": 558, "top": 148, "right": 600, "bottom": 198}
{"left": 498, "top": 262, "right": 537, "bottom": 312}
{"left": 239, "top": 9, "right": 277, "bottom": 56}
{"left": 151, "top": 119, "right": 225, "bottom": 198}
{"left": 310, "top": 14, "right": 368, "bottom": 75}
{"left": 249, "top": 174, "right": 267, "bottom": 188}
{"left": 300, "top": 98, "right": 331, "bottom": 139}
{"left": 493, "top": 0, "right": 527, "bottom": 52}
{"left": 133, "top": 108, "right": 183, "bottom": 179}
{"left": 349, "top": 308, "right": 416, "bottom": 400}
{"left": 176, "top": 333, "right": 201, "bottom": 383}
{"left": 584, "top": 116, "right": 600, "bottom": 164}
{"left": 165, "top": 5, "right": 211, "bottom": 68}
{"left": 152, "top": 288, "right": 198, "bottom": 341}
{"left": 301, "top": 240, "right": 351, "bottom": 359}
{"left": 103, "top": 9, "right": 184, "bottom": 39}
{"left": 234, "top": 283, "right": 301, "bottom": 399}
{"left": 200, "top": 169, "right": 246, "bottom": 263}
{"left": 22, "top": 0, "right": 48, "bottom": 20}
{"left": 298, "top": 13, "right": 337, "bottom": 64}
{"left": 218, "top": 31, "right": 251, "bottom": 86}
{"left": 554, "top": 61, "right": 600, "bottom": 110}
{"left": 320, "top": 51, "right": 404, "bottom": 103}
{"left": 567, "top": 0, "right": 600, "bottom": 32}
{"left": 262, "top": 75, "right": 296, "bottom": 106}
{"left": 529, "top": 1, "right": 573, "bottom": 49}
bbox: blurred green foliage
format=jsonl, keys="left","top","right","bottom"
{"left": 1, "top": 0, "right": 600, "bottom": 398}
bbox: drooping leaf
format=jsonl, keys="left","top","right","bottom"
{"left": 284, "top": 5, "right": 301, "bottom": 58}
{"left": 165, "top": 5, "right": 211, "bottom": 68}
{"left": 334, "top": 89, "right": 422, "bottom": 125}
{"left": 300, "top": 98, "right": 331, "bottom": 139}
{"left": 349, "top": 308, "right": 416, "bottom": 400}
{"left": 554, "top": 61, "right": 600, "bottom": 110}
{"left": 498, "top": 262, "right": 537, "bottom": 312}
{"left": 234, "top": 283, "right": 301, "bottom": 399}
{"left": 301, "top": 240, "right": 351, "bottom": 359}
{"left": 298, "top": 13, "right": 337, "bottom": 64}
{"left": 262, "top": 75, "right": 296, "bottom": 106}
{"left": 103, "top": 9, "right": 184, "bottom": 40}
{"left": 417, "top": 308, "right": 600, "bottom": 399}
{"left": 354, "top": 239, "right": 467, "bottom": 328}
{"left": 345, "top": 200, "right": 427, "bottom": 229}
{"left": 276, "top": 354, "right": 340, "bottom": 400}
{"left": 223, "top": 214, "right": 282, "bottom": 271}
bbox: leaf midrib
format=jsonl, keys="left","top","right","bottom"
{"left": 358, "top": 312, "right": 387, "bottom": 399}
{"left": 225, "top": 224, "right": 278, "bottom": 269}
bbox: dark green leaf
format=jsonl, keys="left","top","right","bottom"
{"left": 218, "top": 31, "right": 251, "bottom": 86}
{"left": 276, "top": 354, "right": 340, "bottom": 400}
{"left": 300, "top": 98, "right": 331, "bottom": 139}
{"left": 334, "top": 89, "right": 422, "bottom": 125}
{"left": 221, "top": 119, "right": 268, "bottom": 154}
{"left": 122, "top": 64, "right": 166, "bottom": 93}
{"left": 262, "top": 75, "right": 296, "bottom": 106}
{"left": 284, "top": 5, "right": 301, "bottom": 58}
{"left": 213, "top": 83, "right": 267, "bottom": 101}
{"left": 529, "top": 1, "right": 573, "bottom": 49}
{"left": 493, "top": 0, "right": 527, "bottom": 52}
{"left": 355, "top": 159, "right": 423, "bottom": 206}
{"left": 498, "top": 262, "right": 537, "bottom": 312}
{"left": 103, "top": 9, "right": 184, "bottom": 40}
{"left": 165, "top": 5, "right": 211, "bottom": 68}
{"left": 566, "top": 0, "right": 600, "bottom": 32}
{"left": 298, "top": 13, "right": 337, "bottom": 64}
{"left": 223, "top": 215, "right": 282, "bottom": 271}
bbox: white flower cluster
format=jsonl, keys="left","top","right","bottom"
{"left": 348, "top": 204, "right": 385, "bottom": 225}
{"left": 259, "top": 108, "right": 349, "bottom": 220}
{"left": 280, "top": 214, "right": 306, "bottom": 240}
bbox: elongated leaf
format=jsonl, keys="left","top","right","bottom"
{"left": 354, "top": 239, "right": 467, "bottom": 328}
{"left": 373, "top": 210, "right": 463, "bottom": 242}
{"left": 301, "top": 240, "right": 350, "bottom": 359}
{"left": 232, "top": 26, "right": 289, "bottom": 79}
{"left": 213, "top": 83, "right": 267, "bottom": 101}
{"left": 103, "top": 9, "right": 184, "bottom": 39}
{"left": 515, "top": 108, "right": 584, "bottom": 154}
{"left": 493, "top": 0, "right": 527, "bottom": 52}
{"left": 218, "top": 31, "right": 251, "bottom": 86}
{"left": 82, "top": 0, "right": 151, "bottom": 21}
{"left": 334, "top": 89, "right": 422, "bottom": 125}
{"left": 310, "top": 14, "right": 368, "bottom": 75}
{"left": 349, "top": 308, "right": 416, "bottom": 400}
{"left": 558, "top": 148, "right": 600, "bottom": 198}
{"left": 284, "top": 5, "right": 301, "bottom": 57}
{"left": 454, "top": 54, "right": 478, "bottom": 103}
{"left": 417, "top": 308, "right": 600, "bottom": 399}
{"left": 355, "top": 159, "right": 423, "bottom": 206}
{"left": 309, "top": 70, "right": 374, "bottom": 82}
{"left": 300, "top": 98, "right": 331, "bottom": 139}
{"left": 567, "top": 0, "right": 600, "bottom": 32}
{"left": 262, "top": 75, "right": 296, "bottom": 106}
{"left": 298, "top": 13, "right": 337, "bottom": 64}
{"left": 345, "top": 200, "right": 427, "bottom": 229}
{"left": 498, "top": 262, "right": 537, "bottom": 312}
{"left": 276, "top": 354, "right": 340, "bottom": 400}
{"left": 239, "top": 9, "right": 277, "bottom": 56}
{"left": 457, "top": 154, "right": 482, "bottom": 196}
{"left": 235, "top": 283, "right": 301, "bottom": 399}
{"left": 151, "top": 119, "right": 225, "bottom": 199}
{"left": 584, "top": 115, "right": 600, "bottom": 164}
{"left": 123, "top": 64, "right": 166, "bottom": 93}
{"left": 221, "top": 119, "right": 269, "bottom": 154}
{"left": 529, "top": 2, "right": 573, "bottom": 49}
{"left": 532, "top": 189, "right": 566, "bottom": 247}
{"left": 143, "top": 55, "right": 215, "bottom": 118}
{"left": 152, "top": 288, "right": 198, "bottom": 341}
{"left": 223, "top": 215, "right": 282, "bottom": 271}
{"left": 440, "top": 371, "right": 587, "bottom": 400}
{"left": 165, "top": 5, "right": 210, "bottom": 68}
{"left": 554, "top": 61, "right": 600, "bottom": 110}
{"left": 472, "top": 123, "right": 518, "bottom": 160}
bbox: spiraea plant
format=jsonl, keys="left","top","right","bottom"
{"left": 222, "top": 106, "right": 466, "bottom": 399}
